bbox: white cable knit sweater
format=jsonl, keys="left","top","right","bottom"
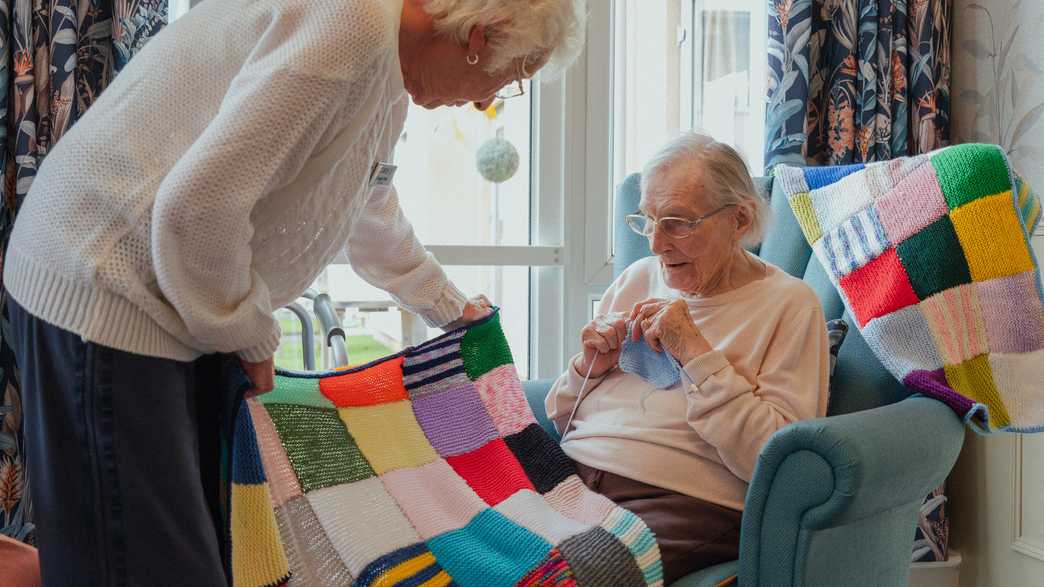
{"left": 4, "top": 0, "right": 467, "bottom": 362}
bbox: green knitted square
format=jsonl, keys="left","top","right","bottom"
{"left": 264, "top": 404, "right": 375, "bottom": 492}
{"left": 460, "top": 313, "right": 514, "bottom": 380}
{"left": 259, "top": 375, "right": 334, "bottom": 409}
{"left": 895, "top": 215, "right": 972, "bottom": 300}
{"left": 930, "top": 144, "right": 1011, "bottom": 209}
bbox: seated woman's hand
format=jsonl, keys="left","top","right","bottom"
{"left": 574, "top": 312, "right": 629, "bottom": 378}
{"left": 629, "top": 298, "right": 713, "bottom": 365}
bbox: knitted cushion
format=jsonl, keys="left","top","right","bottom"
{"left": 231, "top": 311, "right": 663, "bottom": 587}
{"left": 777, "top": 144, "right": 1044, "bottom": 432}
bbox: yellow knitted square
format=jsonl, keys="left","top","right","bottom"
{"left": 944, "top": 354, "right": 1011, "bottom": 428}
{"left": 339, "top": 402, "right": 439, "bottom": 474}
{"left": 789, "top": 192, "right": 823, "bottom": 244}
{"left": 950, "top": 192, "right": 1034, "bottom": 282}
{"left": 232, "top": 483, "right": 289, "bottom": 587}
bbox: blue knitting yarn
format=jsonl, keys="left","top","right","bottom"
{"left": 618, "top": 335, "right": 684, "bottom": 389}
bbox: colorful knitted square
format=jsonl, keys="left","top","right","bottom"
{"left": 231, "top": 311, "right": 663, "bottom": 586}
{"left": 779, "top": 143, "right": 1044, "bottom": 433}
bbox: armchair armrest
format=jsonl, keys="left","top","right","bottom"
{"left": 738, "top": 395, "right": 964, "bottom": 586}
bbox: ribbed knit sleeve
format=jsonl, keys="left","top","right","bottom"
{"left": 346, "top": 182, "right": 467, "bottom": 328}
{"left": 152, "top": 61, "right": 355, "bottom": 360}
{"left": 682, "top": 305, "right": 829, "bottom": 481}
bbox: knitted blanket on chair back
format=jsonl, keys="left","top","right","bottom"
{"left": 776, "top": 143, "right": 1044, "bottom": 433}
{"left": 230, "top": 312, "right": 663, "bottom": 587}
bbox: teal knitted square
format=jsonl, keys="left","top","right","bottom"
{"left": 426, "top": 508, "right": 550, "bottom": 585}
{"left": 260, "top": 374, "right": 334, "bottom": 409}
{"left": 930, "top": 144, "right": 1011, "bottom": 209}
{"left": 896, "top": 215, "right": 972, "bottom": 300}
{"left": 264, "top": 404, "right": 375, "bottom": 492}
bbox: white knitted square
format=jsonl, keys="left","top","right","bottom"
{"left": 862, "top": 304, "right": 944, "bottom": 377}
{"left": 306, "top": 478, "right": 421, "bottom": 576}
{"left": 989, "top": 349, "right": 1044, "bottom": 430}
{"left": 380, "top": 459, "right": 486, "bottom": 540}
{"left": 810, "top": 172, "right": 876, "bottom": 233}
{"left": 494, "top": 489, "right": 591, "bottom": 545}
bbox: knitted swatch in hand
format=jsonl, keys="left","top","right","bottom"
{"left": 618, "top": 331, "right": 685, "bottom": 389}
{"left": 231, "top": 311, "right": 663, "bottom": 587}
{"left": 777, "top": 143, "right": 1044, "bottom": 433}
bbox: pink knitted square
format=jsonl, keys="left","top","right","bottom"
{"left": 474, "top": 364, "right": 537, "bottom": 436}
{"left": 921, "top": 284, "right": 989, "bottom": 365}
{"left": 976, "top": 271, "right": 1044, "bottom": 353}
{"left": 495, "top": 489, "right": 591, "bottom": 545}
{"left": 248, "top": 399, "right": 302, "bottom": 506}
{"left": 380, "top": 459, "right": 486, "bottom": 539}
{"left": 875, "top": 162, "right": 949, "bottom": 244}
{"left": 543, "top": 475, "right": 616, "bottom": 526}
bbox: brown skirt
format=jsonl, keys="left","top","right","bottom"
{"left": 575, "top": 462, "right": 742, "bottom": 585}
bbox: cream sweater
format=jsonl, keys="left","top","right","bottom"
{"left": 546, "top": 256, "right": 829, "bottom": 511}
{"left": 4, "top": 0, "right": 467, "bottom": 362}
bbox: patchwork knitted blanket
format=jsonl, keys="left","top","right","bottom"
{"left": 230, "top": 312, "right": 663, "bottom": 586}
{"left": 777, "top": 143, "right": 1044, "bottom": 433}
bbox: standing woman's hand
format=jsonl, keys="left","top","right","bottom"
{"left": 442, "top": 295, "right": 494, "bottom": 331}
{"left": 240, "top": 356, "right": 276, "bottom": 397}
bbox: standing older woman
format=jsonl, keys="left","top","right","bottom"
{"left": 4, "top": 0, "right": 584, "bottom": 584}
{"left": 546, "top": 133, "right": 829, "bottom": 583}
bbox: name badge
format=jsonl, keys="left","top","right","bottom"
{"left": 369, "top": 162, "right": 397, "bottom": 187}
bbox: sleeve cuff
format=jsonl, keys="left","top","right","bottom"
{"left": 416, "top": 281, "right": 468, "bottom": 328}
{"left": 683, "top": 349, "right": 730, "bottom": 387}
{"left": 235, "top": 321, "right": 283, "bottom": 363}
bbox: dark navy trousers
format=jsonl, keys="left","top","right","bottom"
{"left": 8, "top": 299, "right": 245, "bottom": 586}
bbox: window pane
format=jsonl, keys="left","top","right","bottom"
{"left": 394, "top": 95, "right": 532, "bottom": 246}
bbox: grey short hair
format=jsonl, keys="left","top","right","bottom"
{"left": 641, "top": 132, "right": 769, "bottom": 248}
{"left": 422, "top": 0, "right": 586, "bottom": 77}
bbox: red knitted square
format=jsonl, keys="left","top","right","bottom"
{"left": 320, "top": 356, "right": 409, "bottom": 407}
{"left": 445, "top": 438, "right": 534, "bottom": 506}
{"left": 840, "top": 248, "right": 920, "bottom": 327}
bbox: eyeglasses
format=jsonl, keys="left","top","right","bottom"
{"left": 625, "top": 204, "right": 735, "bottom": 239}
{"left": 495, "top": 56, "right": 528, "bottom": 100}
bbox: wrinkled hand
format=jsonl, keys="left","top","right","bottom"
{"left": 240, "top": 356, "right": 275, "bottom": 397}
{"left": 574, "top": 312, "right": 629, "bottom": 379}
{"left": 629, "top": 298, "right": 712, "bottom": 365}
{"left": 442, "top": 295, "right": 494, "bottom": 331}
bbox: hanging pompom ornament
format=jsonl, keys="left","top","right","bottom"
{"left": 475, "top": 135, "right": 519, "bottom": 184}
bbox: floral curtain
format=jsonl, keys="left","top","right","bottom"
{"left": 0, "top": 0, "right": 168, "bottom": 544}
{"left": 765, "top": 0, "right": 953, "bottom": 172}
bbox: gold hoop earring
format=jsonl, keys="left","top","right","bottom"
{"left": 466, "top": 54, "right": 479, "bottom": 66}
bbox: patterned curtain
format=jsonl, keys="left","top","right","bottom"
{"left": 0, "top": 0, "right": 168, "bottom": 544}
{"left": 765, "top": 0, "right": 953, "bottom": 172}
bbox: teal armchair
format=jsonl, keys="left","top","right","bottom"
{"left": 522, "top": 174, "right": 964, "bottom": 586}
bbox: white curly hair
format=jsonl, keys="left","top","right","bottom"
{"left": 421, "top": 0, "right": 587, "bottom": 77}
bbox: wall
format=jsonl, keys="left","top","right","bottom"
{"left": 950, "top": 0, "right": 1044, "bottom": 584}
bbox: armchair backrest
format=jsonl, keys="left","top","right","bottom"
{"left": 612, "top": 173, "right": 910, "bottom": 415}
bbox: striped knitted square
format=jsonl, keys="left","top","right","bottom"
{"left": 338, "top": 402, "right": 439, "bottom": 474}
{"left": 814, "top": 205, "right": 890, "bottom": 279}
{"left": 320, "top": 356, "right": 409, "bottom": 407}
{"left": 380, "top": 459, "right": 488, "bottom": 540}
{"left": 411, "top": 384, "right": 500, "bottom": 457}
{"left": 950, "top": 192, "right": 1036, "bottom": 282}
{"left": 977, "top": 272, "right": 1044, "bottom": 353}
{"left": 274, "top": 497, "right": 355, "bottom": 586}
{"left": 504, "top": 423, "right": 577, "bottom": 494}
{"left": 863, "top": 160, "right": 900, "bottom": 198}
{"left": 474, "top": 364, "right": 538, "bottom": 436}
{"left": 518, "top": 548, "right": 577, "bottom": 587}
{"left": 896, "top": 214, "right": 972, "bottom": 299}
{"left": 426, "top": 509, "right": 551, "bottom": 586}
{"left": 307, "top": 478, "right": 423, "bottom": 577}
{"left": 558, "top": 527, "right": 648, "bottom": 587}
{"left": 874, "top": 161, "right": 949, "bottom": 244}
{"left": 231, "top": 311, "right": 663, "bottom": 586}
{"left": 921, "top": 284, "right": 989, "bottom": 365}
{"left": 839, "top": 248, "right": 920, "bottom": 327}
{"left": 494, "top": 490, "right": 591, "bottom": 545}
{"left": 446, "top": 438, "right": 535, "bottom": 506}
{"left": 930, "top": 143, "right": 1011, "bottom": 209}
{"left": 354, "top": 542, "right": 452, "bottom": 587}
{"left": 944, "top": 355, "right": 1011, "bottom": 428}
{"left": 264, "top": 404, "right": 375, "bottom": 492}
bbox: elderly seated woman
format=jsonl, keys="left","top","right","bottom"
{"left": 546, "top": 132, "right": 829, "bottom": 583}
